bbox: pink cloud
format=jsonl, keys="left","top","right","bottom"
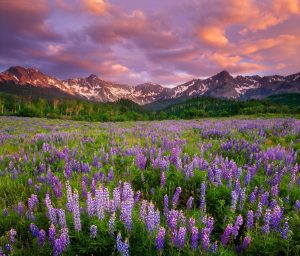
{"left": 197, "top": 26, "right": 229, "bottom": 47}
{"left": 82, "top": 0, "right": 110, "bottom": 15}
{"left": 210, "top": 53, "right": 267, "bottom": 74}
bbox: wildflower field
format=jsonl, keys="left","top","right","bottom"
{"left": 0, "top": 116, "right": 299, "bottom": 255}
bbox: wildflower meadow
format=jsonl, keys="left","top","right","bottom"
{"left": 0, "top": 116, "right": 299, "bottom": 255}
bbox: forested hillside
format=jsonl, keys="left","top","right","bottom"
{"left": 0, "top": 92, "right": 299, "bottom": 121}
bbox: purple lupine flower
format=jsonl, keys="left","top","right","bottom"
{"left": 30, "top": 223, "right": 39, "bottom": 237}
{"left": 221, "top": 224, "right": 233, "bottom": 246}
{"left": 136, "top": 152, "right": 147, "bottom": 170}
{"left": 122, "top": 182, "right": 134, "bottom": 201}
{"left": 163, "top": 194, "right": 169, "bottom": 217}
{"left": 64, "top": 162, "right": 72, "bottom": 179}
{"left": 249, "top": 186, "right": 258, "bottom": 205}
{"left": 154, "top": 209, "right": 160, "bottom": 228}
{"left": 146, "top": 202, "right": 156, "bottom": 232}
{"left": 48, "top": 224, "right": 56, "bottom": 245}
{"left": 271, "top": 184, "right": 279, "bottom": 197}
{"left": 211, "top": 241, "right": 218, "bottom": 254}
{"left": 170, "top": 147, "right": 181, "bottom": 166}
{"left": 260, "top": 191, "right": 269, "bottom": 206}
{"left": 243, "top": 234, "right": 251, "bottom": 246}
{"left": 112, "top": 187, "right": 121, "bottom": 212}
{"left": 90, "top": 225, "right": 97, "bottom": 238}
{"left": 116, "top": 233, "right": 129, "bottom": 256}
{"left": 66, "top": 181, "right": 73, "bottom": 212}
{"left": 116, "top": 233, "right": 123, "bottom": 253}
{"left": 186, "top": 196, "right": 194, "bottom": 210}
{"left": 271, "top": 205, "right": 283, "bottom": 231}
{"left": 61, "top": 228, "right": 70, "bottom": 248}
{"left": 52, "top": 176, "right": 63, "bottom": 198}
{"left": 109, "top": 213, "right": 116, "bottom": 236}
{"left": 188, "top": 217, "right": 196, "bottom": 232}
{"left": 284, "top": 196, "right": 289, "bottom": 204}
{"left": 239, "top": 187, "right": 246, "bottom": 211}
{"left": 28, "top": 194, "right": 39, "bottom": 212}
{"left": 53, "top": 228, "right": 69, "bottom": 256}
{"left": 81, "top": 180, "right": 87, "bottom": 198}
{"left": 140, "top": 200, "right": 147, "bottom": 221}
{"left": 5, "top": 243, "right": 11, "bottom": 253}
{"left": 206, "top": 216, "right": 214, "bottom": 233}
{"left": 95, "top": 188, "right": 104, "bottom": 220}
{"left": 262, "top": 208, "right": 271, "bottom": 234}
{"left": 87, "top": 192, "right": 94, "bottom": 217}
{"left": 3, "top": 208, "right": 8, "bottom": 217}
{"left": 91, "top": 178, "right": 96, "bottom": 196}
{"left": 270, "top": 199, "right": 278, "bottom": 209}
{"left": 72, "top": 189, "right": 81, "bottom": 231}
{"left": 230, "top": 190, "right": 238, "bottom": 213}
{"left": 26, "top": 210, "right": 35, "bottom": 221}
{"left": 172, "top": 187, "right": 182, "bottom": 209}
{"left": 201, "top": 214, "right": 207, "bottom": 225}
{"left": 281, "top": 218, "right": 289, "bottom": 240}
{"left": 53, "top": 237, "right": 64, "bottom": 256}
{"left": 295, "top": 200, "right": 300, "bottom": 213}
{"left": 178, "top": 210, "right": 186, "bottom": 226}
{"left": 107, "top": 168, "right": 114, "bottom": 181}
{"left": 38, "top": 229, "right": 46, "bottom": 246}
{"left": 134, "top": 190, "right": 141, "bottom": 204}
{"left": 150, "top": 187, "right": 155, "bottom": 195}
{"left": 241, "top": 235, "right": 251, "bottom": 250}
{"left": 200, "top": 182, "right": 206, "bottom": 211}
{"left": 232, "top": 215, "right": 243, "bottom": 239}
{"left": 161, "top": 172, "right": 166, "bottom": 188}
{"left": 92, "top": 155, "right": 100, "bottom": 168}
{"left": 28, "top": 178, "right": 33, "bottom": 186}
{"left": 255, "top": 202, "right": 263, "bottom": 220}
{"left": 9, "top": 228, "right": 17, "bottom": 243}
{"left": 102, "top": 187, "right": 111, "bottom": 212}
{"left": 120, "top": 196, "right": 134, "bottom": 232}
{"left": 215, "top": 169, "right": 222, "bottom": 186}
{"left": 244, "top": 170, "right": 251, "bottom": 186}
{"left": 208, "top": 167, "right": 215, "bottom": 183}
{"left": 17, "top": 202, "right": 24, "bottom": 216}
{"left": 167, "top": 209, "right": 178, "bottom": 231}
{"left": 81, "top": 162, "right": 91, "bottom": 173}
{"left": 57, "top": 209, "right": 66, "bottom": 228}
{"left": 201, "top": 227, "right": 210, "bottom": 251}
{"left": 156, "top": 227, "right": 166, "bottom": 251}
{"left": 177, "top": 227, "right": 186, "bottom": 250}
{"left": 190, "top": 226, "right": 198, "bottom": 250}
{"left": 246, "top": 210, "right": 254, "bottom": 230}
{"left": 291, "top": 164, "right": 298, "bottom": 182}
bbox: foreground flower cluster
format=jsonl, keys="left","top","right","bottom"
{"left": 0, "top": 116, "right": 299, "bottom": 255}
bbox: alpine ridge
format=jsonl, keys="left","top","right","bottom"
{"left": 0, "top": 66, "right": 299, "bottom": 105}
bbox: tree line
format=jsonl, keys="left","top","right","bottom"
{"left": 0, "top": 92, "right": 299, "bottom": 121}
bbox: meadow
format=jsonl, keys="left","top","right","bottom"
{"left": 0, "top": 116, "right": 299, "bottom": 255}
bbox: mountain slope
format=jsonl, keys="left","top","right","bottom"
{"left": 0, "top": 66, "right": 79, "bottom": 100}
{"left": 0, "top": 66, "right": 299, "bottom": 105}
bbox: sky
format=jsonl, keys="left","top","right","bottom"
{"left": 0, "top": 0, "right": 300, "bottom": 86}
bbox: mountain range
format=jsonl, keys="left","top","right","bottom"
{"left": 0, "top": 66, "right": 299, "bottom": 105}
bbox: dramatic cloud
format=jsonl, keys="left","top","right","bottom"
{"left": 82, "top": 0, "right": 110, "bottom": 15}
{"left": 0, "top": 0, "right": 300, "bottom": 85}
{"left": 197, "top": 26, "right": 229, "bottom": 47}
